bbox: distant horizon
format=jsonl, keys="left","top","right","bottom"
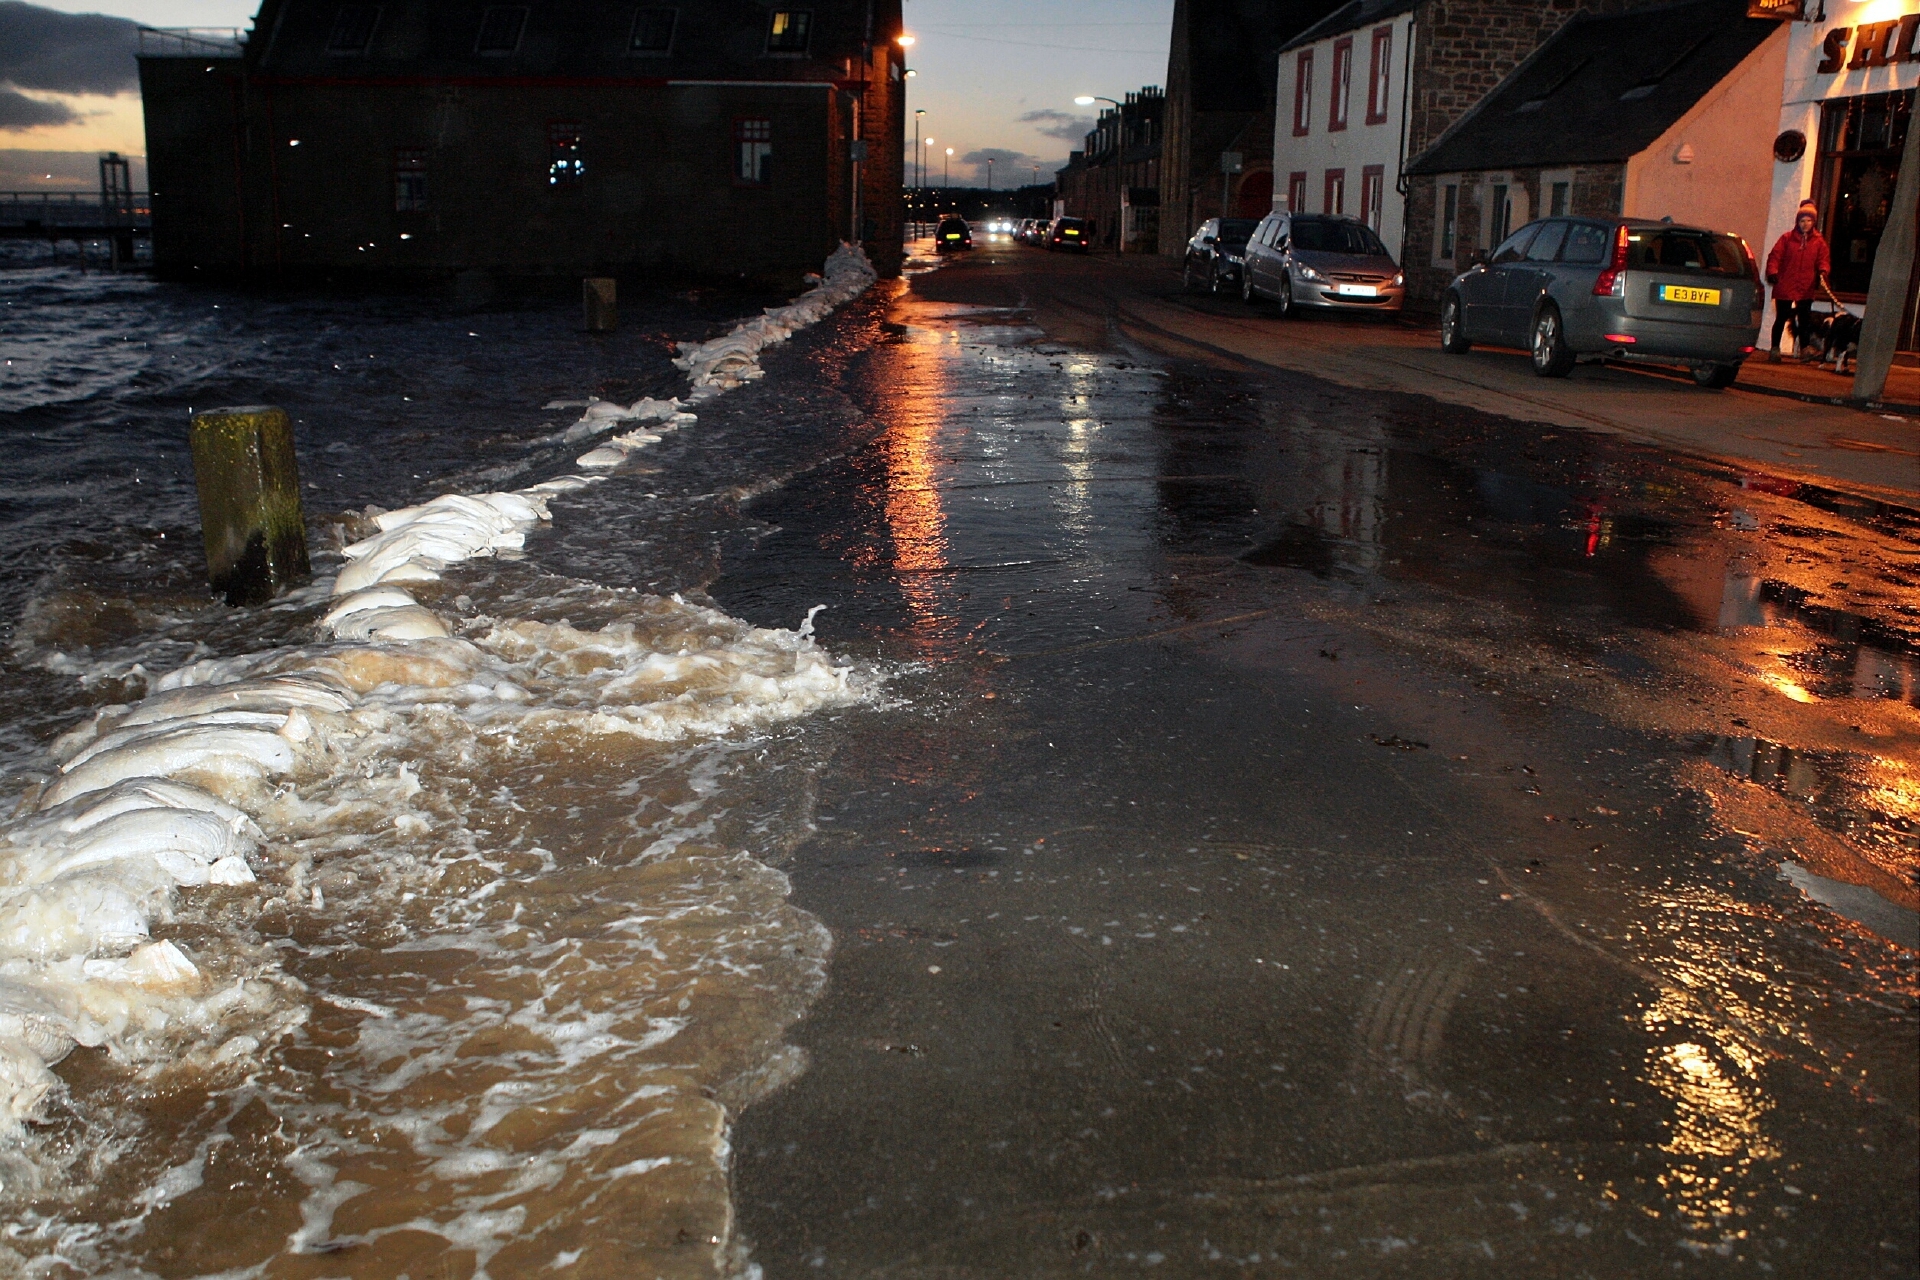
{"left": 3, "top": 0, "right": 1173, "bottom": 188}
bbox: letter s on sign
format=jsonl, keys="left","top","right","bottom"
{"left": 1818, "top": 26, "right": 1851, "bottom": 74}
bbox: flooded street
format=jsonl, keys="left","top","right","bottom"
{"left": 0, "top": 243, "right": 1912, "bottom": 1278}
{"left": 719, "top": 249, "right": 1918, "bottom": 1275}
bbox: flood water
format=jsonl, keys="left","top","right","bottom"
{"left": 0, "top": 243, "right": 1915, "bottom": 1278}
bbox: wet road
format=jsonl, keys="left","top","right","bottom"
{"left": 713, "top": 247, "right": 1918, "bottom": 1276}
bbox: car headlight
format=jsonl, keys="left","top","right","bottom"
{"left": 1297, "top": 264, "right": 1326, "bottom": 283}
{"left": 1391, "top": 272, "right": 1404, "bottom": 288}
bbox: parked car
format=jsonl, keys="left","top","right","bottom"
{"left": 1438, "top": 217, "right": 1761, "bottom": 387}
{"left": 935, "top": 216, "right": 973, "bottom": 252}
{"left": 1047, "top": 217, "right": 1092, "bottom": 253}
{"left": 1014, "top": 218, "right": 1041, "bottom": 244}
{"left": 1240, "top": 214, "right": 1404, "bottom": 315}
{"left": 1183, "top": 218, "right": 1261, "bottom": 295}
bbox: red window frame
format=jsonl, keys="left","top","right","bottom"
{"left": 1360, "top": 164, "right": 1384, "bottom": 230}
{"left": 1329, "top": 37, "right": 1352, "bottom": 131}
{"left": 1288, "top": 170, "right": 1308, "bottom": 213}
{"left": 1292, "top": 50, "right": 1313, "bottom": 137}
{"left": 1324, "top": 167, "right": 1345, "bottom": 215}
{"left": 1366, "top": 26, "right": 1392, "bottom": 125}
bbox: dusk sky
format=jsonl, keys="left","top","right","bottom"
{"left": 4, "top": 0, "right": 1175, "bottom": 188}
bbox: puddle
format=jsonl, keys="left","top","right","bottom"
{"left": 1699, "top": 734, "right": 1918, "bottom": 877}
{"left": 1780, "top": 861, "right": 1919, "bottom": 949}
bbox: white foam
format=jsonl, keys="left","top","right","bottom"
{"left": 0, "top": 247, "right": 882, "bottom": 1237}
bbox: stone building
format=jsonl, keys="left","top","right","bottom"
{"left": 1157, "top": 0, "right": 1347, "bottom": 255}
{"left": 1053, "top": 87, "right": 1164, "bottom": 252}
{"left": 1402, "top": 0, "right": 1781, "bottom": 305}
{"left": 138, "top": 0, "right": 906, "bottom": 284}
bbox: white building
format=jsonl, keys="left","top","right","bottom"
{"left": 1765, "top": 0, "right": 1920, "bottom": 331}
{"left": 1271, "top": 0, "right": 1418, "bottom": 252}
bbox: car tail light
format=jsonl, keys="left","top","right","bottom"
{"left": 1603, "top": 334, "right": 1637, "bottom": 344}
{"left": 1592, "top": 224, "right": 1630, "bottom": 297}
{"left": 1741, "top": 345, "right": 1755, "bottom": 354}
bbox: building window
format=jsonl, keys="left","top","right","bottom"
{"left": 767, "top": 10, "right": 811, "bottom": 53}
{"left": 1439, "top": 182, "right": 1458, "bottom": 260}
{"left": 1360, "top": 164, "right": 1384, "bottom": 231}
{"left": 1323, "top": 168, "right": 1346, "bottom": 215}
{"left": 476, "top": 5, "right": 527, "bottom": 54}
{"left": 735, "top": 117, "right": 772, "bottom": 184}
{"left": 1813, "top": 88, "right": 1914, "bottom": 294}
{"left": 629, "top": 7, "right": 677, "bottom": 54}
{"left": 1292, "top": 50, "right": 1313, "bottom": 137}
{"left": 1487, "top": 182, "right": 1512, "bottom": 246}
{"left": 1548, "top": 179, "right": 1570, "bottom": 217}
{"left": 548, "top": 122, "right": 583, "bottom": 187}
{"left": 1366, "top": 25, "right": 1392, "bottom": 125}
{"left": 327, "top": 4, "right": 380, "bottom": 53}
{"left": 1288, "top": 170, "right": 1308, "bottom": 213}
{"left": 394, "top": 147, "right": 427, "bottom": 211}
{"left": 1329, "top": 38, "right": 1352, "bottom": 131}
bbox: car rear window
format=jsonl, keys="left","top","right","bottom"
{"left": 1561, "top": 223, "right": 1611, "bottom": 264}
{"left": 939, "top": 219, "right": 967, "bottom": 232}
{"left": 1290, "top": 219, "right": 1386, "bottom": 255}
{"left": 1627, "top": 228, "right": 1746, "bottom": 277}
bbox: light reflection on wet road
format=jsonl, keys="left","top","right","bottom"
{"left": 716, "top": 252, "right": 1917, "bottom": 1277}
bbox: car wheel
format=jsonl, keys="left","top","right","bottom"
{"left": 1530, "top": 303, "right": 1575, "bottom": 378}
{"left": 1693, "top": 363, "right": 1739, "bottom": 389}
{"left": 1241, "top": 271, "right": 1257, "bottom": 305}
{"left": 1208, "top": 264, "right": 1225, "bottom": 295}
{"left": 1183, "top": 260, "right": 1198, "bottom": 291}
{"left": 1275, "top": 276, "right": 1295, "bottom": 318}
{"left": 1440, "top": 293, "right": 1471, "bottom": 353}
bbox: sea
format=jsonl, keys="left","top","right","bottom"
{"left": 0, "top": 242, "right": 894, "bottom": 1277}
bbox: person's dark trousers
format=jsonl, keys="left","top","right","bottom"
{"left": 1771, "top": 297, "right": 1814, "bottom": 353}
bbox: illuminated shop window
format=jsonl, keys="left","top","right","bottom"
{"left": 548, "top": 123, "right": 584, "bottom": 187}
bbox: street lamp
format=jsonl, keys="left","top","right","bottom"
{"left": 1075, "top": 95, "right": 1124, "bottom": 254}
{"left": 986, "top": 157, "right": 993, "bottom": 193}
{"left": 945, "top": 146, "right": 953, "bottom": 191}
{"left": 913, "top": 109, "right": 926, "bottom": 231}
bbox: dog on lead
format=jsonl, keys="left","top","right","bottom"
{"left": 1810, "top": 308, "right": 1863, "bottom": 374}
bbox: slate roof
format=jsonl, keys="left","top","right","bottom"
{"left": 1277, "top": 0, "right": 1418, "bottom": 56}
{"left": 1406, "top": 0, "right": 1778, "bottom": 175}
{"left": 1182, "top": 0, "right": 1350, "bottom": 113}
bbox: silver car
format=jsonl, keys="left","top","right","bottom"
{"left": 1439, "top": 217, "right": 1762, "bottom": 388}
{"left": 1240, "top": 214, "right": 1406, "bottom": 315}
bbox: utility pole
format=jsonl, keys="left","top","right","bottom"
{"left": 1853, "top": 107, "right": 1920, "bottom": 402}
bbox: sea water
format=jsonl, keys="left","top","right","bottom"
{"left": 0, "top": 246, "right": 882, "bottom": 1276}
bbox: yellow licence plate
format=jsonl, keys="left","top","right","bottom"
{"left": 1659, "top": 284, "right": 1721, "bottom": 306}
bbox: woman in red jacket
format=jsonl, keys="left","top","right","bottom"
{"left": 1765, "top": 200, "right": 1832, "bottom": 362}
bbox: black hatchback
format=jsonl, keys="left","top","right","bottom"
{"left": 1047, "top": 217, "right": 1092, "bottom": 253}
{"left": 936, "top": 217, "right": 973, "bottom": 252}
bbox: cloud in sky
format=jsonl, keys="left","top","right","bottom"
{"left": 1018, "top": 109, "right": 1094, "bottom": 143}
{"left": 0, "top": 86, "right": 79, "bottom": 128}
{"left": 0, "top": 1, "right": 141, "bottom": 95}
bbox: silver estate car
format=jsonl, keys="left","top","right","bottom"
{"left": 1239, "top": 213, "right": 1406, "bottom": 315}
{"left": 1440, "top": 217, "right": 1762, "bottom": 387}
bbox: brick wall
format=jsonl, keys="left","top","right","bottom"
{"left": 1403, "top": 162, "right": 1626, "bottom": 308}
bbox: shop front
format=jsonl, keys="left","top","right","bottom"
{"left": 1767, "top": 1, "right": 1920, "bottom": 346}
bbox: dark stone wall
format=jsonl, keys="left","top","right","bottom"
{"left": 140, "top": 56, "right": 250, "bottom": 275}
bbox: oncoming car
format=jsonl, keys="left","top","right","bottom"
{"left": 1439, "top": 217, "right": 1761, "bottom": 387}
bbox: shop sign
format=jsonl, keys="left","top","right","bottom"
{"left": 1817, "top": 15, "right": 1920, "bottom": 73}
{"left": 1747, "top": 0, "right": 1803, "bottom": 18}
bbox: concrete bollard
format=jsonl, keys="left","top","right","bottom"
{"left": 583, "top": 277, "right": 617, "bottom": 331}
{"left": 189, "top": 405, "right": 311, "bottom": 606}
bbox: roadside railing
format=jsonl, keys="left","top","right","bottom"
{"left": 137, "top": 26, "right": 245, "bottom": 56}
{"left": 0, "top": 192, "right": 153, "bottom": 226}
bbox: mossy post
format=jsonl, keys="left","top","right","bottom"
{"left": 584, "top": 277, "right": 617, "bottom": 331}
{"left": 189, "top": 405, "right": 311, "bottom": 606}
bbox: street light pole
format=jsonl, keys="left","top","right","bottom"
{"left": 986, "top": 157, "right": 993, "bottom": 194}
{"left": 913, "top": 109, "right": 926, "bottom": 235}
{"left": 1075, "top": 95, "right": 1123, "bottom": 254}
{"left": 945, "top": 146, "right": 952, "bottom": 191}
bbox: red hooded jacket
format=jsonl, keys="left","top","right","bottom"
{"left": 1766, "top": 227, "right": 1831, "bottom": 302}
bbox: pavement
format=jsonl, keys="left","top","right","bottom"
{"left": 959, "top": 240, "right": 1920, "bottom": 508}
{"left": 718, "top": 243, "right": 1919, "bottom": 1277}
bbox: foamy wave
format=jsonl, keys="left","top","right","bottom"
{"left": 0, "top": 245, "right": 879, "bottom": 1166}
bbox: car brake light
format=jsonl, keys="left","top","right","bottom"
{"left": 1592, "top": 225, "right": 1631, "bottom": 297}
{"left": 1741, "top": 345, "right": 1755, "bottom": 354}
{"left": 1603, "top": 334, "right": 1636, "bottom": 344}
